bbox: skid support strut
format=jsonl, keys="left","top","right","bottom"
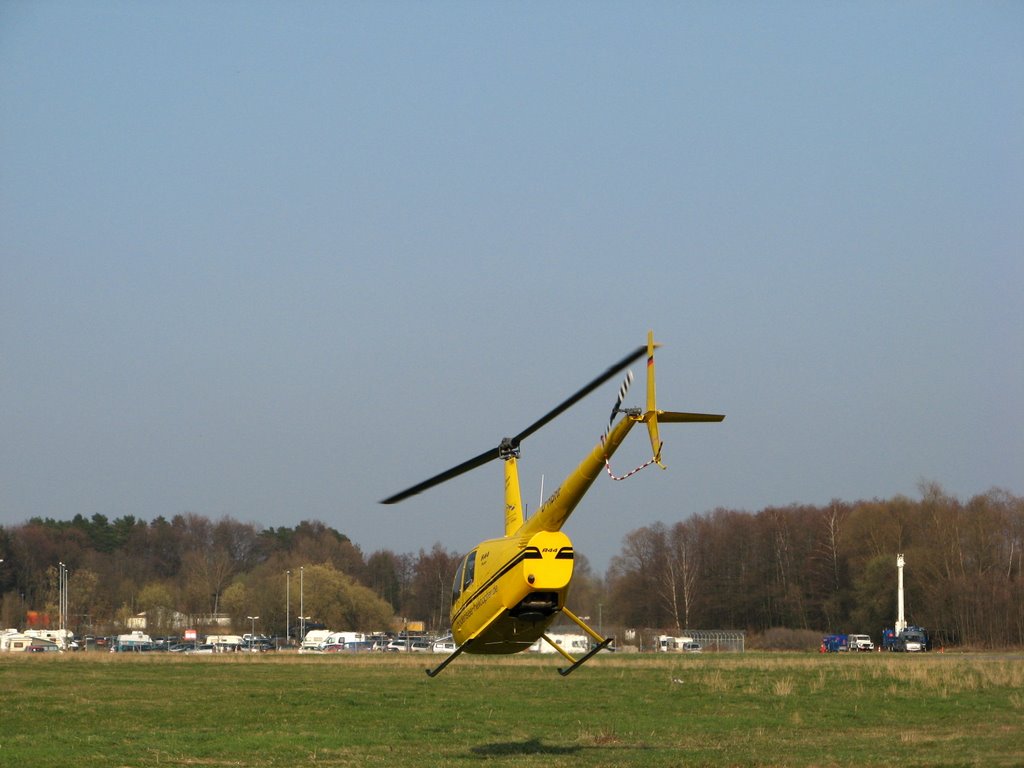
{"left": 546, "top": 607, "right": 612, "bottom": 677}
{"left": 425, "top": 639, "right": 474, "bottom": 677}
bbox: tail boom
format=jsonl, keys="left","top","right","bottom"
{"left": 517, "top": 331, "right": 724, "bottom": 536}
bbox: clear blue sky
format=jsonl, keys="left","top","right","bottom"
{"left": 2, "top": 2, "right": 1021, "bottom": 572}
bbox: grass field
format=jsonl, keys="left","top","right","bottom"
{"left": 1, "top": 651, "right": 1021, "bottom": 767}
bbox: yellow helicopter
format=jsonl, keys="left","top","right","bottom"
{"left": 382, "top": 331, "right": 723, "bottom": 676}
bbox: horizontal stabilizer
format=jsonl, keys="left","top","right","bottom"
{"left": 657, "top": 412, "right": 725, "bottom": 423}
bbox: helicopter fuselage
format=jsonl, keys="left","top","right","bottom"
{"left": 450, "top": 529, "right": 573, "bottom": 652}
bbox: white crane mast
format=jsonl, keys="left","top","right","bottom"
{"left": 895, "top": 553, "right": 907, "bottom": 634}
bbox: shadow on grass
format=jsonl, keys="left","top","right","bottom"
{"left": 471, "top": 738, "right": 581, "bottom": 757}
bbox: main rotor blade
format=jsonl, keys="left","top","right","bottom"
{"left": 512, "top": 345, "right": 646, "bottom": 444}
{"left": 380, "top": 343, "right": 647, "bottom": 505}
{"left": 380, "top": 445, "right": 501, "bottom": 504}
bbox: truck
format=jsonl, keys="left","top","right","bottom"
{"left": 820, "top": 634, "right": 849, "bottom": 653}
{"left": 882, "top": 626, "right": 929, "bottom": 652}
{"left": 882, "top": 554, "right": 929, "bottom": 652}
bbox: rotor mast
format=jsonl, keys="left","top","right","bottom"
{"left": 501, "top": 440, "right": 524, "bottom": 536}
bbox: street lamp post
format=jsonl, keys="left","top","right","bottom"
{"left": 285, "top": 570, "right": 291, "bottom": 647}
{"left": 58, "top": 562, "right": 64, "bottom": 632}
{"left": 246, "top": 616, "right": 259, "bottom": 650}
{"left": 57, "top": 561, "right": 69, "bottom": 641}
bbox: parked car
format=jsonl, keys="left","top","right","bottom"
{"left": 323, "top": 642, "right": 373, "bottom": 653}
{"left": 682, "top": 642, "right": 702, "bottom": 653}
{"left": 243, "top": 638, "right": 274, "bottom": 652}
{"left": 354, "top": 641, "right": 375, "bottom": 652}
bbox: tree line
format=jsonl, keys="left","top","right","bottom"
{"left": 1, "top": 483, "right": 1020, "bottom": 646}
{"left": 0, "top": 515, "right": 458, "bottom": 638}
{"left": 606, "top": 483, "right": 1023, "bottom": 647}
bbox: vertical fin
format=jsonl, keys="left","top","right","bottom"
{"left": 645, "top": 330, "right": 666, "bottom": 468}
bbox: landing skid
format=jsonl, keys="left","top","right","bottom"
{"left": 554, "top": 636, "right": 612, "bottom": 676}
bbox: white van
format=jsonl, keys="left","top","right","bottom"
{"left": 300, "top": 629, "right": 332, "bottom": 652}
{"left": 322, "top": 631, "right": 366, "bottom": 648}
{"left": 848, "top": 634, "right": 874, "bottom": 651}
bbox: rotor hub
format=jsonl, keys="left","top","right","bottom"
{"left": 498, "top": 438, "right": 520, "bottom": 460}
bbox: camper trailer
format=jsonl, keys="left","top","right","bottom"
{"left": 527, "top": 633, "right": 592, "bottom": 654}
{"left": 25, "top": 628, "right": 77, "bottom": 650}
{"left": 656, "top": 635, "right": 697, "bottom": 652}
{"left": 113, "top": 631, "right": 154, "bottom": 651}
{"left": 205, "top": 635, "right": 244, "bottom": 652}
{"left": 1, "top": 629, "right": 59, "bottom": 652}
